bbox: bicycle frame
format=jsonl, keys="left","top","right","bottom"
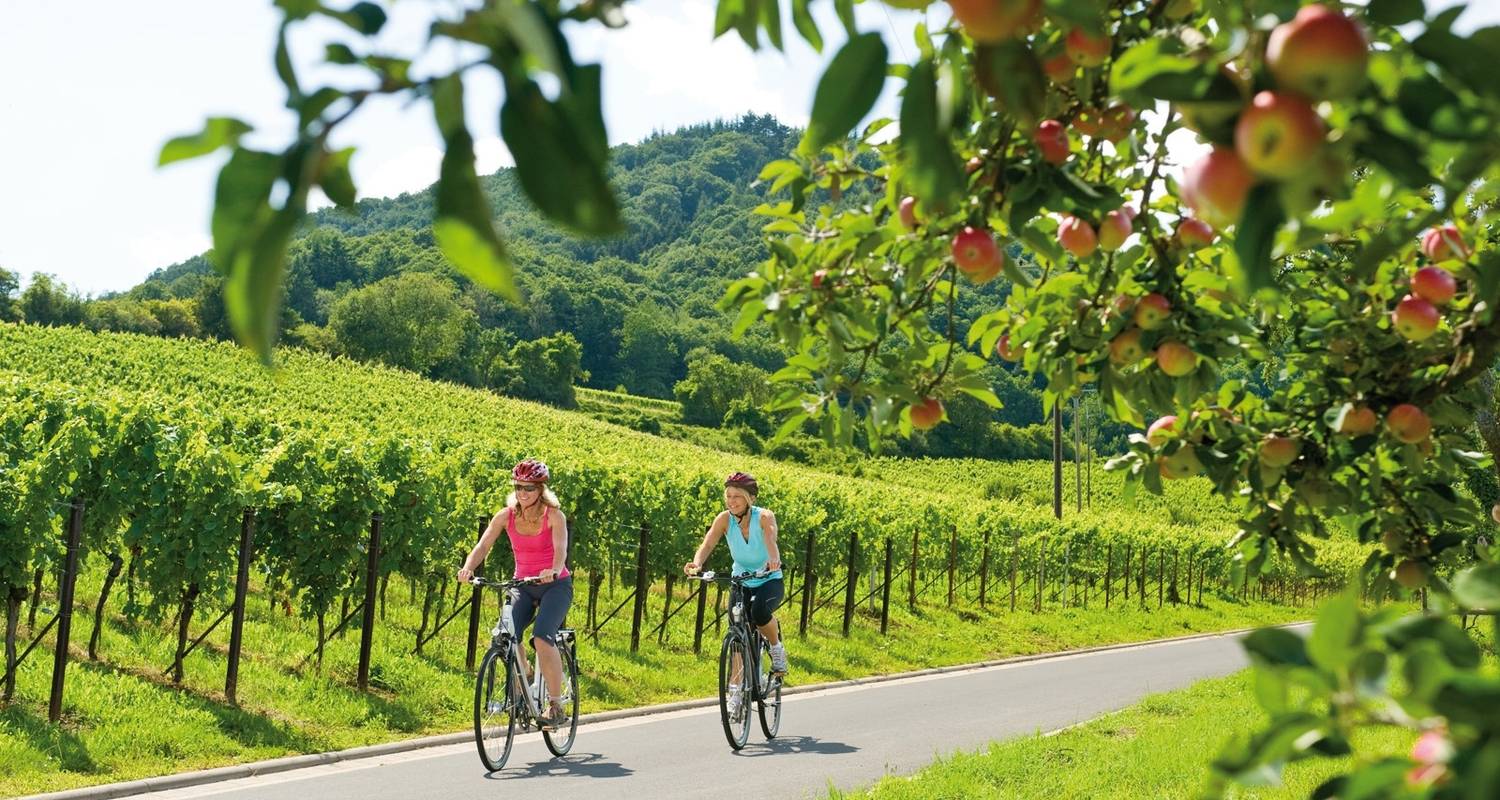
{"left": 692, "top": 571, "right": 778, "bottom": 699}
{"left": 474, "top": 576, "right": 547, "bottom": 722}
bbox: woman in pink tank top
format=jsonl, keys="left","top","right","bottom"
{"left": 458, "top": 458, "right": 573, "bottom": 729}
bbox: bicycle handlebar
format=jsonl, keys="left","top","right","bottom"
{"left": 469, "top": 575, "right": 545, "bottom": 589}
{"left": 683, "top": 569, "right": 774, "bottom": 584}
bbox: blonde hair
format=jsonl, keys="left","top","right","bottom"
{"left": 508, "top": 487, "right": 561, "bottom": 511}
{"left": 723, "top": 485, "right": 755, "bottom": 504}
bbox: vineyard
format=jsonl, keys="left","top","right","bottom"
{"left": 0, "top": 323, "right": 1359, "bottom": 790}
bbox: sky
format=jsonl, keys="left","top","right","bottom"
{"left": 2, "top": 1, "right": 1495, "bottom": 297}
{"left": 0, "top": 0, "right": 930, "bottom": 296}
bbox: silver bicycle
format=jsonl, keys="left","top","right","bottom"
{"left": 469, "top": 576, "right": 579, "bottom": 771}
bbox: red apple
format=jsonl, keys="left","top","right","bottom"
{"left": 1072, "top": 108, "right": 1103, "bottom": 137}
{"left": 1182, "top": 147, "right": 1255, "bottom": 229}
{"left": 1134, "top": 292, "right": 1172, "bottom": 330}
{"left": 1266, "top": 5, "right": 1370, "bottom": 100}
{"left": 1421, "top": 224, "right": 1471, "bottom": 264}
{"left": 1393, "top": 559, "right": 1426, "bottom": 589}
{"left": 1234, "top": 91, "right": 1326, "bottom": 179}
{"left": 1177, "top": 218, "right": 1216, "bottom": 250}
{"left": 1097, "top": 209, "right": 1132, "bottom": 252}
{"left": 811, "top": 269, "right": 828, "bottom": 289}
{"left": 1392, "top": 294, "right": 1440, "bottom": 341}
{"left": 1035, "top": 119, "right": 1071, "bottom": 165}
{"left": 910, "top": 397, "right": 944, "bottom": 430}
{"left": 1109, "top": 328, "right": 1145, "bottom": 365}
{"left": 1042, "top": 51, "right": 1075, "bottom": 83}
{"left": 1155, "top": 341, "right": 1196, "bottom": 377}
{"left": 1099, "top": 104, "right": 1136, "bottom": 143}
{"left": 1339, "top": 405, "right": 1378, "bottom": 436}
{"left": 952, "top": 226, "right": 1004, "bottom": 284}
{"left": 996, "top": 333, "right": 1020, "bottom": 361}
{"left": 1386, "top": 403, "right": 1431, "bottom": 444}
{"left": 1147, "top": 415, "right": 1177, "bottom": 446}
{"left": 1411, "top": 266, "right": 1456, "bottom": 305}
{"left": 1058, "top": 215, "right": 1098, "bottom": 258}
{"left": 1065, "top": 28, "right": 1110, "bottom": 67}
{"left": 899, "top": 196, "right": 919, "bottom": 230}
{"left": 1157, "top": 445, "right": 1203, "bottom": 479}
{"left": 1412, "top": 730, "right": 1455, "bottom": 766}
{"left": 1259, "top": 435, "right": 1301, "bottom": 468}
{"left": 946, "top": 0, "right": 1042, "bottom": 42}
{"left": 1491, "top": 502, "right": 1500, "bottom": 525}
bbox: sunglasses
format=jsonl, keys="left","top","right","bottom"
{"left": 512, "top": 484, "right": 541, "bottom": 493}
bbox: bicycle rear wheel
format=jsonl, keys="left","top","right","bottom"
{"left": 757, "top": 637, "right": 782, "bottom": 740}
{"left": 474, "top": 647, "right": 520, "bottom": 771}
{"left": 719, "top": 634, "right": 752, "bottom": 750}
{"left": 542, "top": 638, "right": 580, "bottom": 756}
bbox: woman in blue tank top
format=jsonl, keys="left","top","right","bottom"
{"left": 684, "top": 472, "right": 787, "bottom": 715}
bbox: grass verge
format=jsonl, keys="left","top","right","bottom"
{"left": 0, "top": 566, "right": 1306, "bottom": 796}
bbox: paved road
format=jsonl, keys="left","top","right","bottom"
{"left": 114, "top": 629, "right": 1282, "bottom": 800}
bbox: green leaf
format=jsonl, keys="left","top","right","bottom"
{"left": 322, "top": 1, "right": 387, "bottom": 34}
{"left": 318, "top": 147, "right": 357, "bottom": 208}
{"left": 1452, "top": 563, "right": 1500, "bottom": 612}
{"left": 1433, "top": 673, "right": 1500, "bottom": 727}
{"left": 159, "top": 118, "right": 253, "bottom": 166}
{"left": 274, "top": 25, "right": 302, "bottom": 100}
{"left": 1306, "top": 590, "right": 1360, "bottom": 671}
{"left": 758, "top": 0, "right": 783, "bottom": 51}
{"left": 899, "top": 59, "right": 963, "bottom": 212}
{"left": 1110, "top": 38, "right": 1228, "bottom": 102}
{"left": 325, "top": 43, "right": 359, "bottom": 64}
{"left": 834, "top": 0, "right": 856, "bottom": 36}
{"left": 1233, "top": 183, "right": 1284, "bottom": 294}
{"left": 431, "top": 75, "right": 517, "bottom": 302}
{"left": 974, "top": 42, "right": 1046, "bottom": 126}
{"left": 1242, "top": 627, "right": 1310, "bottom": 667}
{"left": 802, "top": 33, "right": 888, "bottom": 152}
{"left": 1368, "top": 0, "right": 1424, "bottom": 25}
{"left": 211, "top": 148, "right": 281, "bottom": 277}
{"left": 956, "top": 385, "right": 1003, "bottom": 409}
{"left": 791, "top": 0, "right": 822, "bottom": 52}
{"left": 500, "top": 71, "right": 621, "bottom": 236}
{"left": 1356, "top": 120, "right": 1434, "bottom": 186}
{"left": 227, "top": 197, "right": 302, "bottom": 363}
{"left": 1413, "top": 26, "right": 1500, "bottom": 100}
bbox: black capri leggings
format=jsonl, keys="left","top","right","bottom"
{"left": 510, "top": 576, "right": 573, "bottom": 646}
{"left": 730, "top": 577, "right": 784, "bottom": 627}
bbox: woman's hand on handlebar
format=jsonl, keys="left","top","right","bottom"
{"left": 457, "top": 566, "right": 475, "bottom": 583}
{"left": 683, "top": 561, "right": 701, "bottom": 576}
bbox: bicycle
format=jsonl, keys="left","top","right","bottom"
{"left": 469, "top": 575, "right": 579, "bottom": 771}
{"left": 684, "top": 569, "right": 783, "bottom": 750}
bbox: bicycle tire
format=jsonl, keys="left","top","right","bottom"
{"left": 719, "top": 634, "right": 752, "bottom": 750}
{"left": 474, "top": 647, "right": 519, "bottom": 771}
{"left": 757, "top": 636, "right": 782, "bottom": 740}
{"left": 542, "top": 639, "right": 580, "bottom": 756}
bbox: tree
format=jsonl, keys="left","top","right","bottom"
{"left": 673, "top": 348, "right": 772, "bottom": 427}
{"left": 175, "top": 2, "right": 1500, "bottom": 793}
{"left": 328, "top": 272, "right": 472, "bottom": 375}
{"left": 0, "top": 268, "right": 24, "bottom": 322}
{"left": 489, "top": 331, "right": 587, "bottom": 408}
{"left": 617, "top": 304, "right": 680, "bottom": 398}
{"left": 18, "top": 273, "right": 85, "bottom": 327}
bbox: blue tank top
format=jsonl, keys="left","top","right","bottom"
{"left": 726, "top": 507, "right": 781, "bottom": 588}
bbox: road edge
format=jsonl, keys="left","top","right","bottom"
{"left": 20, "top": 621, "right": 1306, "bottom": 800}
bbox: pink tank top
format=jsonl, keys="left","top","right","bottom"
{"left": 507, "top": 507, "right": 568, "bottom": 579}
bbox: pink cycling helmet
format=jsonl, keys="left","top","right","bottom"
{"left": 724, "top": 471, "right": 758, "bottom": 496}
{"left": 512, "top": 459, "right": 550, "bottom": 484}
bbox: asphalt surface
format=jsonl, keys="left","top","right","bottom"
{"left": 69, "top": 629, "right": 1275, "bottom": 800}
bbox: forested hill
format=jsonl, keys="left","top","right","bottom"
{"left": 132, "top": 114, "right": 803, "bottom": 395}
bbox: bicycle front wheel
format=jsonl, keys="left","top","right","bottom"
{"left": 474, "top": 647, "right": 519, "bottom": 771}
{"left": 719, "top": 634, "right": 752, "bottom": 750}
{"left": 757, "top": 637, "right": 782, "bottom": 740}
{"left": 542, "top": 639, "right": 580, "bottom": 756}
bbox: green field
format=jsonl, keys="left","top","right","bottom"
{"left": 0, "top": 323, "right": 1341, "bottom": 795}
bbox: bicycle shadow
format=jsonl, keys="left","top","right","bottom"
{"left": 485, "top": 752, "right": 634, "bottom": 780}
{"left": 733, "top": 735, "right": 860, "bottom": 757}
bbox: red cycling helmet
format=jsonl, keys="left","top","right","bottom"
{"left": 724, "top": 471, "right": 758, "bottom": 496}
{"left": 512, "top": 459, "right": 550, "bottom": 484}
